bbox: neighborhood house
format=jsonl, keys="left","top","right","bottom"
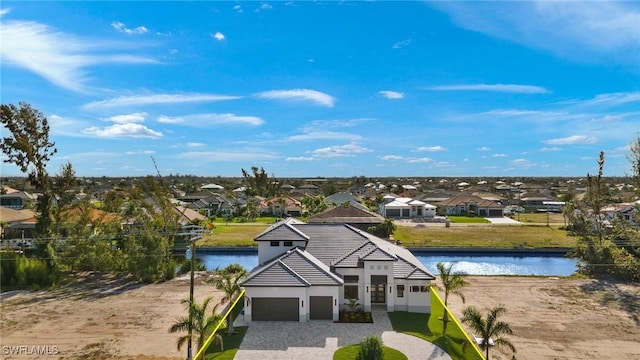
{"left": 240, "top": 219, "right": 435, "bottom": 322}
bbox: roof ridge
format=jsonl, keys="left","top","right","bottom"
{"left": 276, "top": 258, "right": 312, "bottom": 286}
{"left": 331, "top": 240, "right": 371, "bottom": 266}
{"left": 287, "top": 248, "right": 343, "bottom": 284}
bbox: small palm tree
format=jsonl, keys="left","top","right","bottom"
{"left": 212, "top": 268, "right": 248, "bottom": 335}
{"left": 435, "top": 262, "right": 469, "bottom": 324}
{"left": 169, "top": 296, "right": 226, "bottom": 360}
{"left": 462, "top": 306, "right": 516, "bottom": 360}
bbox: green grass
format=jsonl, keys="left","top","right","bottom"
{"left": 387, "top": 293, "right": 483, "bottom": 360}
{"left": 198, "top": 225, "right": 267, "bottom": 247}
{"left": 514, "top": 212, "right": 565, "bottom": 224}
{"left": 446, "top": 216, "right": 490, "bottom": 224}
{"left": 204, "top": 326, "right": 248, "bottom": 360}
{"left": 394, "top": 224, "right": 576, "bottom": 248}
{"left": 333, "top": 344, "right": 407, "bottom": 360}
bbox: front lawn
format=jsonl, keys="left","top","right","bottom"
{"left": 198, "top": 225, "right": 267, "bottom": 247}
{"left": 204, "top": 326, "right": 248, "bottom": 359}
{"left": 387, "top": 293, "right": 483, "bottom": 360}
{"left": 446, "top": 216, "right": 490, "bottom": 224}
{"left": 333, "top": 344, "right": 407, "bottom": 360}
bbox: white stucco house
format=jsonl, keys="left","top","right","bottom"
{"left": 240, "top": 218, "right": 435, "bottom": 322}
{"left": 378, "top": 196, "right": 436, "bottom": 218}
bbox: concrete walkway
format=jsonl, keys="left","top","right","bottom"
{"left": 234, "top": 307, "right": 451, "bottom": 360}
{"left": 486, "top": 216, "right": 522, "bottom": 225}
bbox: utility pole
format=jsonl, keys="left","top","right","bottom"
{"left": 184, "top": 226, "right": 204, "bottom": 360}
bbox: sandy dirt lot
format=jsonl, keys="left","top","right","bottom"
{"left": 2, "top": 274, "right": 639, "bottom": 360}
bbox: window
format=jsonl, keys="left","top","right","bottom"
{"left": 397, "top": 285, "right": 404, "bottom": 298}
{"left": 410, "top": 285, "right": 428, "bottom": 293}
{"left": 344, "top": 275, "right": 359, "bottom": 300}
{"left": 283, "top": 241, "right": 293, "bottom": 246}
{"left": 270, "top": 241, "right": 279, "bottom": 247}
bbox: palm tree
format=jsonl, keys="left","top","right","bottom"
{"left": 379, "top": 218, "right": 397, "bottom": 238}
{"left": 169, "top": 296, "right": 226, "bottom": 360}
{"left": 435, "top": 262, "right": 469, "bottom": 324}
{"left": 212, "top": 269, "right": 248, "bottom": 335}
{"left": 462, "top": 306, "right": 516, "bottom": 360}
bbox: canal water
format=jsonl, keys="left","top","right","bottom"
{"left": 198, "top": 250, "right": 577, "bottom": 276}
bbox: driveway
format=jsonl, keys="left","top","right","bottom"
{"left": 234, "top": 307, "right": 451, "bottom": 360}
{"left": 485, "top": 216, "right": 522, "bottom": 225}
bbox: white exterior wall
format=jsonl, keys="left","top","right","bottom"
{"left": 243, "top": 286, "right": 307, "bottom": 322}
{"left": 334, "top": 268, "right": 365, "bottom": 312}
{"left": 424, "top": 206, "right": 437, "bottom": 217}
{"left": 307, "top": 286, "right": 340, "bottom": 321}
{"left": 256, "top": 240, "right": 307, "bottom": 265}
{"left": 363, "top": 260, "right": 395, "bottom": 312}
{"left": 394, "top": 279, "right": 409, "bottom": 311}
{"left": 405, "top": 281, "right": 432, "bottom": 313}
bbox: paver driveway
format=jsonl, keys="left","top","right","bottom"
{"left": 234, "top": 307, "right": 451, "bottom": 360}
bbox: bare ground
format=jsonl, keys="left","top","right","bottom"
{"left": 2, "top": 274, "right": 639, "bottom": 360}
{"left": 444, "top": 276, "right": 640, "bottom": 360}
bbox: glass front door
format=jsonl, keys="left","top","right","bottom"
{"left": 371, "top": 283, "right": 386, "bottom": 303}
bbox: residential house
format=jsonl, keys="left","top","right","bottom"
{"left": 437, "top": 194, "right": 504, "bottom": 217}
{"left": 264, "top": 196, "right": 304, "bottom": 217}
{"left": 601, "top": 202, "right": 639, "bottom": 227}
{"left": 325, "top": 192, "right": 368, "bottom": 212}
{"left": 0, "top": 186, "right": 36, "bottom": 210}
{"left": 307, "top": 203, "right": 384, "bottom": 231}
{"left": 378, "top": 195, "right": 436, "bottom": 218}
{"left": 0, "top": 206, "right": 36, "bottom": 242}
{"left": 179, "top": 191, "right": 238, "bottom": 217}
{"left": 298, "top": 184, "right": 319, "bottom": 195}
{"left": 241, "top": 219, "right": 435, "bottom": 322}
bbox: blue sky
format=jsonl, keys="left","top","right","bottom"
{"left": 1, "top": 1, "right": 639, "bottom": 178}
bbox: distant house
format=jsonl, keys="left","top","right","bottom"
{"left": 184, "top": 193, "right": 237, "bottom": 217}
{"left": 378, "top": 196, "right": 436, "bottom": 218}
{"left": 438, "top": 194, "right": 504, "bottom": 217}
{"left": 0, "top": 186, "right": 36, "bottom": 210}
{"left": 240, "top": 219, "right": 435, "bottom": 322}
{"left": 325, "top": 192, "right": 368, "bottom": 211}
{"left": 520, "top": 192, "right": 555, "bottom": 207}
{"left": 307, "top": 203, "right": 384, "bottom": 231}
{"left": 298, "top": 184, "right": 319, "bottom": 195}
{"left": 0, "top": 206, "right": 36, "bottom": 240}
{"left": 601, "top": 202, "right": 639, "bottom": 226}
{"left": 264, "top": 196, "right": 303, "bottom": 217}
{"left": 201, "top": 183, "right": 224, "bottom": 190}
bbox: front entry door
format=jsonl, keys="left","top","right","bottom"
{"left": 371, "top": 275, "right": 387, "bottom": 304}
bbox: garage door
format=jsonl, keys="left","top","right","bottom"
{"left": 309, "top": 296, "right": 333, "bottom": 320}
{"left": 252, "top": 297, "right": 299, "bottom": 321}
{"left": 386, "top": 209, "right": 401, "bottom": 217}
{"left": 489, "top": 209, "right": 503, "bottom": 217}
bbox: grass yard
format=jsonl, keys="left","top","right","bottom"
{"left": 446, "top": 216, "right": 490, "bottom": 224}
{"left": 387, "top": 293, "right": 483, "bottom": 360}
{"left": 514, "top": 212, "right": 566, "bottom": 224}
{"left": 333, "top": 344, "right": 407, "bottom": 360}
{"left": 204, "top": 326, "right": 248, "bottom": 359}
{"left": 394, "top": 224, "right": 576, "bottom": 249}
{"left": 198, "top": 225, "right": 267, "bottom": 247}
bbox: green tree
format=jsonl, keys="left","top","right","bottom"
{"left": 241, "top": 166, "right": 278, "bottom": 197}
{"left": 435, "top": 261, "right": 469, "bottom": 327}
{"left": 210, "top": 268, "right": 247, "bottom": 335}
{"left": 462, "top": 306, "right": 516, "bottom": 360}
{"left": 1, "top": 102, "right": 57, "bottom": 239}
{"left": 169, "top": 297, "right": 226, "bottom": 360}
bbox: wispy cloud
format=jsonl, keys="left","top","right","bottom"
{"left": 540, "top": 147, "right": 562, "bottom": 152}
{"left": 428, "top": 84, "right": 549, "bottom": 94}
{"left": 288, "top": 131, "right": 361, "bottom": 142}
{"left": 82, "top": 123, "right": 162, "bottom": 138}
{"left": 255, "top": 89, "right": 336, "bottom": 107}
{"left": 83, "top": 93, "right": 241, "bottom": 109}
{"left": 562, "top": 91, "right": 640, "bottom": 108}
{"left": 186, "top": 142, "right": 206, "bottom": 148}
{"left": 392, "top": 39, "right": 412, "bottom": 49}
{"left": 379, "top": 90, "right": 405, "bottom": 99}
{"left": 304, "top": 118, "right": 374, "bottom": 130}
{"left": 211, "top": 32, "right": 225, "bottom": 41}
{"left": 157, "top": 113, "right": 264, "bottom": 126}
{"left": 107, "top": 112, "right": 147, "bottom": 124}
{"left": 312, "top": 144, "right": 372, "bottom": 158}
{"left": 431, "top": 1, "right": 640, "bottom": 66}
{"left": 416, "top": 146, "right": 446, "bottom": 152}
{"left": 492, "top": 153, "right": 508, "bottom": 158}
{"left": 477, "top": 146, "right": 491, "bottom": 151}
{"left": 1, "top": 17, "right": 158, "bottom": 92}
{"left": 286, "top": 156, "right": 314, "bottom": 161}
{"left": 544, "top": 135, "right": 597, "bottom": 145}
{"left": 174, "top": 151, "right": 277, "bottom": 162}
{"left": 111, "top": 21, "right": 148, "bottom": 34}
{"left": 381, "top": 155, "right": 433, "bottom": 163}
{"left": 125, "top": 150, "right": 156, "bottom": 155}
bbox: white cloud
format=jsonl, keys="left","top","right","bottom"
{"left": 186, "top": 142, "right": 206, "bottom": 148}
{"left": 107, "top": 112, "right": 147, "bottom": 124}
{"left": 429, "top": 84, "right": 549, "bottom": 94}
{"left": 1, "top": 19, "right": 158, "bottom": 92}
{"left": 255, "top": 89, "right": 335, "bottom": 107}
{"left": 392, "top": 39, "right": 412, "bottom": 49}
{"left": 566, "top": 91, "right": 640, "bottom": 108}
{"left": 312, "top": 144, "right": 372, "bottom": 158}
{"left": 174, "top": 151, "right": 276, "bottom": 162}
{"left": 544, "top": 135, "right": 597, "bottom": 145}
{"left": 510, "top": 158, "right": 535, "bottom": 167}
{"left": 111, "top": 21, "right": 148, "bottom": 34}
{"left": 157, "top": 113, "right": 264, "bottom": 126}
{"left": 304, "top": 118, "right": 374, "bottom": 130}
{"left": 212, "top": 32, "right": 225, "bottom": 41}
{"left": 286, "top": 156, "right": 314, "bottom": 161}
{"left": 0, "top": 8, "right": 10, "bottom": 16}
{"left": 288, "top": 131, "right": 361, "bottom": 142}
{"left": 416, "top": 146, "right": 446, "bottom": 152}
{"left": 256, "top": 3, "right": 273, "bottom": 12}
{"left": 540, "top": 147, "right": 562, "bottom": 152}
{"left": 407, "top": 157, "right": 433, "bottom": 163}
{"left": 82, "top": 123, "right": 162, "bottom": 138}
{"left": 381, "top": 155, "right": 405, "bottom": 161}
{"left": 477, "top": 146, "right": 491, "bottom": 151}
{"left": 431, "top": 1, "right": 640, "bottom": 66}
{"left": 233, "top": 4, "right": 243, "bottom": 13}
{"left": 492, "top": 153, "right": 508, "bottom": 158}
{"left": 83, "top": 93, "right": 241, "bottom": 109}
{"left": 125, "top": 150, "right": 156, "bottom": 155}
{"left": 379, "top": 90, "right": 405, "bottom": 99}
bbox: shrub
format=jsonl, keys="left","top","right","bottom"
{"left": 357, "top": 336, "right": 383, "bottom": 360}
